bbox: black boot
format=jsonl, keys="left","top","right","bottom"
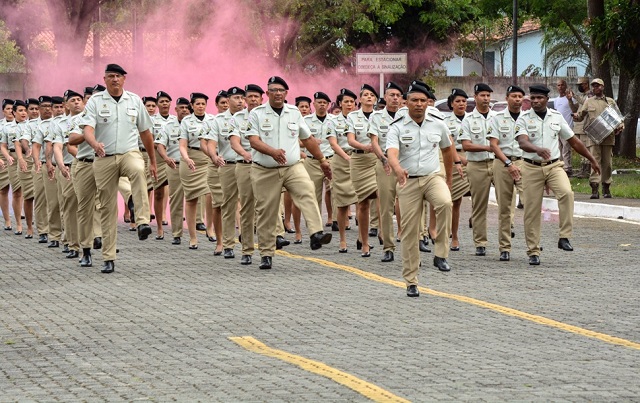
{"left": 127, "top": 196, "right": 136, "bottom": 223}
{"left": 602, "top": 183, "right": 612, "bottom": 198}
{"left": 80, "top": 248, "right": 92, "bottom": 267}
{"left": 590, "top": 182, "right": 599, "bottom": 199}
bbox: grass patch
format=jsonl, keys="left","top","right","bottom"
{"left": 570, "top": 148, "right": 640, "bottom": 198}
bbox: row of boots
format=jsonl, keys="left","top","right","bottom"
{"left": 590, "top": 182, "right": 612, "bottom": 199}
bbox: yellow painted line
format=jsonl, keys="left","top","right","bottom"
{"left": 277, "top": 250, "right": 640, "bottom": 351}
{"left": 229, "top": 336, "right": 410, "bottom": 403}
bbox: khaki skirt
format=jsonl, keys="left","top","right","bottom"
{"left": 0, "top": 156, "right": 9, "bottom": 189}
{"left": 153, "top": 149, "right": 168, "bottom": 190}
{"left": 207, "top": 163, "right": 223, "bottom": 208}
{"left": 331, "top": 153, "right": 357, "bottom": 208}
{"left": 18, "top": 157, "right": 34, "bottom": 199}
{"left": 450, "top": 165, "right": 470, "bottom": 201}
{"left": 179, "top": 148, "right": 210, "bottom": 201}
{"left": 350, "top": 152, "right": 378, "bottom": 203}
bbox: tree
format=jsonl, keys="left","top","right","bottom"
{"left": 455, "top": 15, "right": 513, "bottom": 76}
{"left": 0, "top": 20, "right": 25, "bottom": 72}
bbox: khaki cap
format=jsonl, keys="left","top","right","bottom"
{"left": 576, "top": 77, "right": 589, "bottom": 84}
{"left": 591, "top": 78, "right": 605, "bottom": 86}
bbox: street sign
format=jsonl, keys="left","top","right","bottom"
{"left": 356, "top": 53, "right": 408, "bottom": 74}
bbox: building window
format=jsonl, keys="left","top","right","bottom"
{"left": 567, "top": 66, "right": 577, "bottom": 78}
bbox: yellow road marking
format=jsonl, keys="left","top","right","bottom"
{"left": 229, "top": 336, "right": 410, "bottom": 403}
{"left": 277, "top": 250, "right": 640, "bottom": 351}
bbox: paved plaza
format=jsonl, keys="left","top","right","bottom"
{"left": 1, "top": 199, "right": 639, "bottom": 401}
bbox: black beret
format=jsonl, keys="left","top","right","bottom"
{"left": 176, "top": 97, "right": 190, "bottom": 106}
{"left": 215, "top": 90, "right": 228, "bottom": 104}
{"left": 245, "top": 84, "right": 264, "bottom": 95}
{"left": 451, "top": 88, "right": 468, "bottom": 99}
{"left": 406, "top": 84, "right": 432, "bottom": 98}
{"left": 142, "top": 96, "right": 157, "bottom": 104}
{"left": 377, "top": 97, "right": 386, "bottom": 105}
{"left": 385, "top": 82, "right": 403, "bottom": 93}
{"left": 26, "top": 98, "right": 40, "bottom": 106}
{"left": 51, "top": 96, "right": 64, "bottom": 105}
{"left": 190, "top": 92, "right": 209, "bottom": 102}
{"left": 360, "top": 83, "right": 379, "bottom": 99}
{"left": 295, "top": 96, "right": 312, "bottom": 105}
{"left": 84, "top": 87, "right": 94, "bottom": 95}
{"left": 402, "top": 93, "right": 407, "bottom": 100}
{"left": 13, "top": 100, "right": 27, "bottom": 109}
{"left": 474, "top": 83, "right": 493, "bottom": 93}
{"left": 156, "top": 91, "right": 172, "bottom": 101}
{"left": 64, "top": 90, "right": 83, "bottom": 100}
{"left": 427, "top": 91, "right": 436, "bottom": 101}
{"left": 227, "top": 86, "right": 246, "bottom": 96}
{"left": 38, "top": 96, "right": 52, "bottom": 104}
{"left": 412, "top": 80, "right": 434, "bottom": 92}
{"left": 2, "top": 99, "right": 14, "bottom": 109}
{"left": 93, "top": 84, "right": 106, "bottom": 93}
{"left": 105, "top": 63, "right": 127, "bottom": 75}
{"left": 313, "top": 91, "right": 331, "bottom": 102}
{"left": 339, "top": 88, "right": 357, "bottom": 100}
{"left": 267, "top": 76, "right": 289, "bottom": 90}
{"left": 529, "top": 84, "right": 550, "bottom": 95}
{"left": 506, "top": 85, "right": 525, "bottom": 95}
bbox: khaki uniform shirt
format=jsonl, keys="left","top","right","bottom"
{"left": 458, "top": 108, "right": 497, "bottom": 161}
{"left": 229, "top": 108, "right": 252, "bottom": 158}
{"left": 576, "top": 95, "right": 619, "bottom": 146}
{"left": 572, "top": 90, "right": 593, "bottom": 135}
{"left": 32, "top": 117, "right": 52, "bottom": 162}
{"left": 179, "top": 113, "right": 214, "bottom": 148}
{"left": 515, "top": 108, "right": 574, "bottom": 161}
{"left": 443, "top": 113, "right": 466, "bottom": 151}
{"left": 206, "top": 109, "right": 237, "bottom": 161}
{"left": 487, "top": 109, "right": 523, "bottom": 158}
{"left": 368, "top": 108, "right": 407, "bottom": 150}
{"left": 51, "top": 114, "right": 79, "bottom": 166}
{"left": 331, "top": 114, "right": 352, "bottom": 151}
{"left": 303, "top": 114, "right": 335, "bottom": 157}
{"left": 155, "top": 118, "right": 182, "bottom": 161}
{"left": 345, "top": 109, "right": 372, "bottom": 146}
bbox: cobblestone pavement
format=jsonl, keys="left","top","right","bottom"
{"left": 1, "top": 199, "right": 639, "bottom": 402}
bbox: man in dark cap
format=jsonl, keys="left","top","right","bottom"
{"left": 458, "top": 83, "right": 497, "bottom": 257}
{"left": 515, "top": 84, "right": 600, "bottom": 265}
{"left": 77, "top": 63, "right": 156, "bottom": 273}
{"left": 84, "top": 87, "right": 94, "bottom": 103}
{"left": 246, "top": 76, "right": 332, "bottom": 270}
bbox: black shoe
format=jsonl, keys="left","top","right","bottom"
{"left": 207, "top": 235, "right": 216, "bottom": 242}
{"left": 356, "top": 240, "right": 373, "bottom": 250}
{"left": 93, "top": 237, "right": 102, "bottom": 249}
{"left": 511, "top": 230, "right": 515, "bottom": 239}
{"left": 101, "top": 260, "right": 115, "bottom": 273}
{"left": 276, "top": 235, "right": 290, "bottom": 250}
{"left": 196, "top": 223, "right": 206, "bottom": 231}
{"left": 368, "top": 228, "right": 378, "bottom": 237}
{"left": 381, "top": 251, "right": 394, "bottom": 262}
{"left": 150, "top": 214, "right": 155, "bottom": 221}
{"left": 66, "top": 250, "right": 79, "bottom": 259}
{"left": 155, "top": 234, "right": 164, "bottom": 240}
{"left": 25, "top": 234, "right": 33, "bottom": 239}
{"left": 61, "top": 244, "right": 70, "bottom": 253}
{"left": 433, "top": 256, "right": 451, "bottom": 272}
{"left": 259, "top": 256, "right": 272, "bottom": 270}
{"left": 558, "top": 238, "right": 573, "bottom": 251}
{"left": 213, "top": 249, "right": 222, "bottom": 255}
{"left": 325, "top": 222, "right": 332, "bottom": 227}
{"left": 331, "top": 221, "right": 339, "bottom": 232}
{"left": 310, "top": 231, "right": 332, "bottom": 250}
{"left": 14, "top": 230, "right": 22, "bottom": 235}
{"left": 406, "top": 284, "right": 420, "bottom": 297}
{"left": 48, "top": 240, "right": 59, "bottom": 248}
{"left": 4, "top": 225, "right": 11, "bottom": 230}
{"left": 419, "top": 238, "right": 431, "bottom": 253}
{"left": 499, "top": 251, "right": 510, "bottom": 261}
{"left": 223, "top": 248, "right": 235, "bottom": 258}
{"left": 468, "top": 217, "right": 473, "bottom": 228}
{"left": 172, "top": 237, "right": 181, "bottom": 245}
{"left": 189, "top": 244, "right": 199, "bottom": 250}
{"left": 475, "top": 246, "right": 486, "bottom": 256}
{"left": 338, "top": 248, "right": 348, "bottom": 253}
{"left": 450, "top": 245, "right": 460, "bottom": 251}
{"left": 38, "top": 234, "right": 48, "bottom": 243}
{"left": 293, "top": 239, "right": 302, "bottom": 244}
{"left": 361, "top": 251, "right": 371, "bottom": 257}
{"left": 79, "top": 251, "right": 92, "bottom": 267}
{"left": 285, "top": 228, "right": 296, "bottom": 234}
{"left": 240, "top": 255, "right": 252, "bottom": 265}
{"left": 137, "top": 224, "right": 152, "bottom": 240}
{"left": 529, "top": 255, "right": 540, "bottom": 265}
{"left": 517, "top": 201, "right": 524, "bottom": 209}
{"left": 162, "top": 221, "right": 168, "bottom": 225}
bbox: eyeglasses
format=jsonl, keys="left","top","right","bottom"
{"left": 268, "top": 88, "right": 286, "bottom": 94}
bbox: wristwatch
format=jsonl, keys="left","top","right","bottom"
{"left": 504, "top": 159, "right": 512, "bottom": 167}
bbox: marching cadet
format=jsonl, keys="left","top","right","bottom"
{"left": 386, "top": 84, "right": 454, "bottom": 297}
{"left": 50, "top": 90, "right": 85, "bottom": 260}
{"left": 229, "top": 84, "right": 264, "bottom": 265}
{"left": 488, "top": 85, "right": 525, "bottom": 262}
{"left": 15, "top": 97, "right": 41, "bottom": 239}
{"left": 178, "top": 92, "right": 214, "bottom": 250}
{"left": 0, "top": 99, "right": 14, "bottom": 230}
{"left": 369, "top": 82, "right": 406, "bottom": 263}
{"left": 150, "top": 91, "right": 175, "bottom": 238}
{"left": 156, "top": 97, "right": 190, "bottom": 245}
{"left": 346, "top": 84, "right": 379, "bottom": 257}
{"left": 245, "top": 76, "right": 332, "bottom": 270}
{"left": 79, "top": 63, "right": 156, "bottom": 274}
{"left": 2, "top": 100, "right": 26, "bottom": 235}
{"left": 83, "top": 87, "right": 94, "bottom": 103}
{"left": 443, "top": 89, "right": 471, "bottom": 251}
{"left": 458, "top": 83, "right": 497, "bottom": 257}
{"left": 204, "top": 86, "right": 246, "bottom": 258}
{"left": 215, "top": 90, "right": 229, "bottom": 114}
{"left": 43, "top": 96, "right": 67, "bottom": 251}
{"left": 515, "top": 85, "right": 600, "bottom": 265}
{"left": 140, "top": 96, "right": 157, "bottom": 223}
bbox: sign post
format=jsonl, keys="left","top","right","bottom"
{"left": 356, "top": 53, "right": 408, "bottom": 96}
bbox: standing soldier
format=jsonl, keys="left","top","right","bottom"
{"left": 516, "top": 85, "right": 601, "bottom": 265}
{"left": 386, "top": 84, "right": 454, "bottom": 297}
{"left": 246, "top": 76, "right": 332, "bottom": 270}
{"left": 79, "top": 64, "right": 156, "bottom": 274}
{"left": 458, "top": 83, "right": 497, "bottom": 257}
{"left": 31, "top": 96, "right": 55, "bottom": 245}
{"left": 573, "top": 77, "right": 593, "bottom": 178}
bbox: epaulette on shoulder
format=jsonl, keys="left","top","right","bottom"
{"left": 390, "top": 116, "right": 403, "bottom": 126}
{"left": 428, "top": 112, "right": 444, "bottom": 120}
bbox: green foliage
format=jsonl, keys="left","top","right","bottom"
{"left": 0, "top": 20, "right": 25, "bottom": 72}
{"left": 542, "top": 25, "right": 591, "bottom": 76}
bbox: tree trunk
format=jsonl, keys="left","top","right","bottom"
{"left": 619, "top": 77, "right": 639, "bottom": 158}
{"left": 587, "top": 0, "right": 614, "bottom": 97}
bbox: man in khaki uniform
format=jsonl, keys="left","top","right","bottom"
{"left": 488, "top": 85, "right": 525, "bottom": 262}
{"left": 573, "top": 78, "right": 622, "bottom": 199}
{"left": 573, "top": 77, "right": 593, "bottom": 178}
{"left": 386, "top": 84, "right": 454, "bottom": 297}
{"left": 31, "top": 96, "right": 56, "bottom": 245}
{"left": 79, "top": 64, "right": 156, "bottom": 274}
{"left": 515, "top": 85, "right": 600, "bottom": 265}
{"left": 246, "top": 76, "right": 332, "bottom": 270}
{"left": 458, "top": 83, "right": 497, "bottom": 257}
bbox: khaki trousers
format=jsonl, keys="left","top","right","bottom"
{"left": 369, "top": 198, "right": 379, "bottom": 229}
{"left": 57, "top": 166, "right": 79, "bottom": 251}
{"left": 219, "top": 163, "right": 239, "bottom": 248}
{"left": 493, "top": 159, "right": 523, "bottom": 252}
{"left": 235, "top": 162, "right": 255, "bottom": 254}
{"left": 558, "top": 137, "right": 572, "bottom": 172}
{"left": 588, "top": 144, "right": 613, "bottom": 184}
{"left": 72, "top": 160, "right": 100, "bottom": 249}
{"left": 375, "top": 160, "right": 397, "bottom": 252}
{"left": 252, "top": 162, "right": 322, "bottom": 256}
{"left": 42, "top": 168, "right": 62, "bottom": 240}
{"left": 94, "top": 151, "right": 149, "bottom": 261}
{"left": 467, "top": 160, "right": 494, "bottom": 247}
{"left": 166, "top": 164, "right": 184, "bottom": 238}
{"left": 303, "top": 157, "right": 326, "bottom": 213}
{"left": 33, "top": 168, "right": 49, "bottom": 235}
{"left": 522, "top": 160, "right": 573, "bottom": 256}
{"left": 398, "top": 174, "right": 452, "bottom": 286}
